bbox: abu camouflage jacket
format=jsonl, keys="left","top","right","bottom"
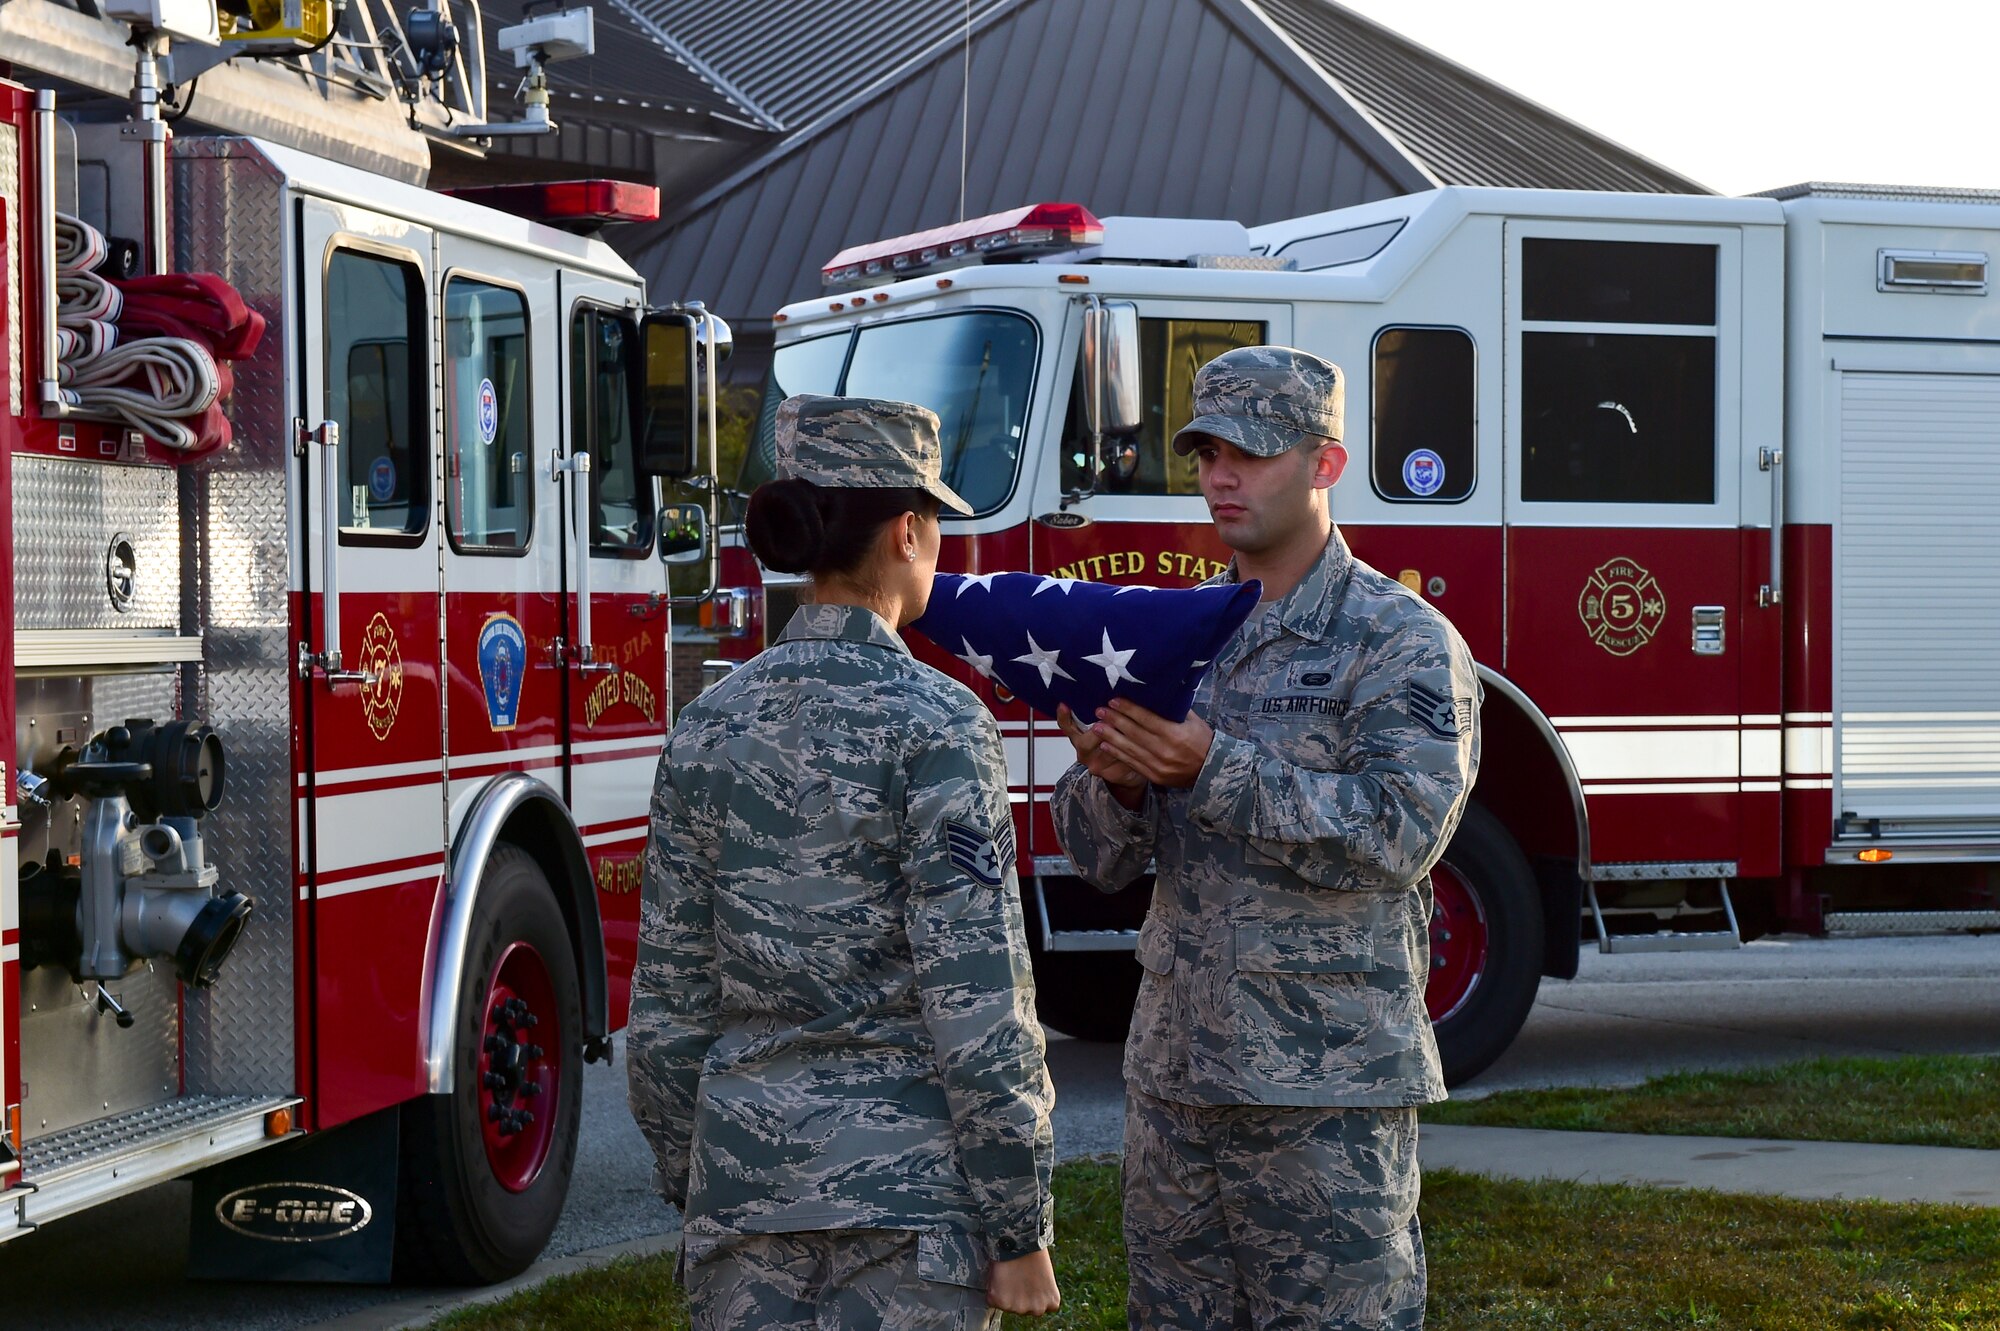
{"left": 627, "top": 603, "right": 1055, "bottom": 1261}
{"left": 1052, "top": 528, "right": 1479, "bottom": 1108}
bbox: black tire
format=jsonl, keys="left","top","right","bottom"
{"left": 1022, "top": 878, "right": 1144, "bottom": 1042}
{"left": 395, "top": 844, "right": 583, "bottom": 1284}
{"left": 1429, "top": 803, "right": 1544, "bottom": 1087}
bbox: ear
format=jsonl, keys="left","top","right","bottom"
{"left": 1310, "top": 441, "right": 1348, "bottom": 490}
{"left": 892, "top": 510, "right": 919, "bottom": 559}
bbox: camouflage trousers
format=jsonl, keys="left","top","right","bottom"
{"left": 682, "top": 1227, "right": 999, "bottom": 1331}
{"left": 1123, "top": 1089, "right": 1426, "bottom": 1330}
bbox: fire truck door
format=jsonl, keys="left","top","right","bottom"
{"left": 1499, "top": 220, "right": 1760, "bottom": 872}
{"left": 297, "top": 198, "right": 451, "bottom": 1124}
{"left": 1024, "top": 301, "right": 1285, "bottom": 859}
{"left": 557, "top": 274, "right": 663, "bottom": 1025}
{"left": 432, "top": 229, "right": 565, "bottom": 870}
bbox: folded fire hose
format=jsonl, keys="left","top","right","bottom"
{"left": 51, "top": 213, "right": 266, "bottom": 456}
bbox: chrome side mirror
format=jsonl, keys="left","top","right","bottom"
{"left": 659, "top": 501, "right": 707, "bottom": 564}
{"left": 1083, "top": 298, "right": 1142, "bottom": 437}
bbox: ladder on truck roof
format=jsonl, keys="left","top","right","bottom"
{"left": 0, "top": 0, "right": 495, "bottom": 181}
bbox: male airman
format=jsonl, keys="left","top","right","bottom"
{"left": 1053, "top": 345, "right": 1480, "bottom": 1329}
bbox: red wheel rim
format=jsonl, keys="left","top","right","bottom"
{"left": 478, "top": 941, "right": 561, "bottom": 1193}
{"left": 1426, "top": 860, "right": 1489, "bottom": 1024}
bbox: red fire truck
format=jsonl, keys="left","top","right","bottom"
{"left": 724, "top": 189, "right": 2000, "bottom": 1085}
{"left": 0, "top": 0, "right": 722, "bottom": 1284}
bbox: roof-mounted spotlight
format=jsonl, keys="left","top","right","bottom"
{"left": 452, "top": 4, "right": 594, "bottom": 139}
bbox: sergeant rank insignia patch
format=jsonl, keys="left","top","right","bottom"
{"left": 1409, "top": 680, "right": 1474, "bottom": 740}
{"left": 945, "top": 819, "right": 1015, "bottom": 887}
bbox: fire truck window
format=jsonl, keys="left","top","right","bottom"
{"left": 572, "top": 308, "right": 653, "bottom": 557}
{"left": 1521, "top": 331, "right": 1716, "bottom": 504}
{"left": 1523, "top": 239, "right": 1718, "bottom": 326}
{"left": 743, "top": 331, "right": 851, "bottom": 491}
{"left": 327, "top": 251, "right": 426, "bottom": 541}
{"left": 841, "top": 311, "right": 1038, "bottom": 517}
{"left": 1372, "top": 327, "right": 1475, "bottom": 502}
{"left": 445, "top": 278, "right": 533, "bottom": 554}
{"left": 1061, "top": 318, "right": 1266, "bottom": 495}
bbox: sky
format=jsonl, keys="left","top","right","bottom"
{"left": 1333, "top": 0, "right": 1999, "bottom": 197}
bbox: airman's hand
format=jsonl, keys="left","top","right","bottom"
{"left": 1057, "top": 703, "right": 1147, "bottom": 808}
{"left": 1089, "top": 698, "right": 1214, "bottom": 789}
{"left": 987, "top": 1248, "right": 1061, "bottom": 1317}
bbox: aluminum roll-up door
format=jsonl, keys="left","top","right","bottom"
{"left": 1836, "top": 370, "right": 2000, "bottom": 829}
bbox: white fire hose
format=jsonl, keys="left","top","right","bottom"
{"left": 51, "top": 212, "right": 223, "bottom": 453}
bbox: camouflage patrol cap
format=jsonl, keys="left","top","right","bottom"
{"left": 1171, "top": 345, "right": 1344, "bottom": 457}
{"left": 775, "top": 393, "right": 974, "bottom": 515}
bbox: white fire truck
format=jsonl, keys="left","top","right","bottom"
{"left": 0, "top": 0, "right": 723, "bottom": 1284}
{"left": 725, "top": 187, "right": 2000, "bottom": 1085}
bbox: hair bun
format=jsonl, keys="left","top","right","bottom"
{"left": 745, "top": 478, "right": 826, "bottom": 573}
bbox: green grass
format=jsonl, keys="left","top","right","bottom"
{"left": 430, "top": 1160, "right": 2000, "bottom": 1331}
{"left": 1425, "top": 1054, "right": 2000, "bottom": 1150}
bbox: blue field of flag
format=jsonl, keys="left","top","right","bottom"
{"left": 909, "top": 572, "right": 1261, "bottom": 723}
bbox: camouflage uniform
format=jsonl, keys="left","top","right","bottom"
{"left": 629, "top": 395, "right": 1051, "bottom": 1331}
{"left": 1051, "top": 347, "right": 1480, "bottom": 1330}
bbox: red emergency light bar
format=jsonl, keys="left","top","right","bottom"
{"left": 822, "top": 202, "right": 1103, "bottom": 290}
{"left": 442, "top": 179, "right": 661, "bottom": 231}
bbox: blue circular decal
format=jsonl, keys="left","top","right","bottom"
{"left": 1402, "top": 448, "right": 1446, "bottom": 497}
{"left": 476, "top": 378, "right": 499, "bottom": 446}
{"left": 367, "top": 454, "right": 397, "bottom": 502}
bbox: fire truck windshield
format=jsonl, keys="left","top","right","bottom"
{"left": 743, "top": 311, "right": 1039, "bottom": 516}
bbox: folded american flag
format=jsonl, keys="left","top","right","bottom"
{"left": 909, "top": 573, "right": 1262, "bottom": 723}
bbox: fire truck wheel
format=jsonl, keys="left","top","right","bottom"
{"left": 1428, "top": 803, "right": 1543, "bottom": 1087}
{"left": 395, "top": 844, "right": 583, "bottom": 1285}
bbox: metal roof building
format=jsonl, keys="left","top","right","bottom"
{"left": 620, "top": 0, "right": 1707, "bottom": 342}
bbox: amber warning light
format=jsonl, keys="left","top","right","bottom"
{"left": 822, "top": 202, "right": 1104, "bottom": 290}
{"left": 442, "top": 179, "right": 661, "bottom": 230}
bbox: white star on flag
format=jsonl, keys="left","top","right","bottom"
{"left": 955, "top": 572, "right": 1001, "bottom": 598}
{"left": 1031, "top": 576, "right": 1079, "bottom": 597}
{"left": 1083, "top": 629, "right": 1144, "bottom": 687}
{"left": 955, "top": 637, "right": 996, "bottom": 679}
{"left": 1013, "top": 631, "right": 1075, "bottom": 687}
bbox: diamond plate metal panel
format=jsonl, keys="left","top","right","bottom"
{"left": 174, "top": 142, "right": 298, "bottom": 1098}
{"left": 12, "top": 457, "right": 180, "bottom": 629}
{"left": 18, "top": 964, "right": 180, "bottom": 1140}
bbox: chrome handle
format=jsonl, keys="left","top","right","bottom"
{"left": 556, "top": 449, "right": 600, "bottom": 671}
{"left": 1759, "top": 446, "right": 1784, "bottom": 607}
{"left": 295, "top": 419, "right": 360, "bottom": 689}
{"left": 1692, "top": 606, "right": 1726, "bottom": 656}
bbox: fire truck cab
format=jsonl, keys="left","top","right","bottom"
{"left": 0, "top": 0, "right": 720, "bottom": 1286}
{"left": 737, "top": 184, "right": 2000, "bottom": 1083}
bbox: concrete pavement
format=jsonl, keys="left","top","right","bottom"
{"left": 1420, "top": 1124, "right": 2000, "bottom": 1206}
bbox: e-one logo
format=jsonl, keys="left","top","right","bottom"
{"left": 217, "top": 1183, "right": 373, "bottom": 1243}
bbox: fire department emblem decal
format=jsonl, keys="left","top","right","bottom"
{"left": 358, "top": 613, "right": 404, "bottom": 739}
{"left": 1578, "top": 557, "right": 1666, "bottom": 657}
{"left": 477, "top": 613, "right": 527, "bottom": 732}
